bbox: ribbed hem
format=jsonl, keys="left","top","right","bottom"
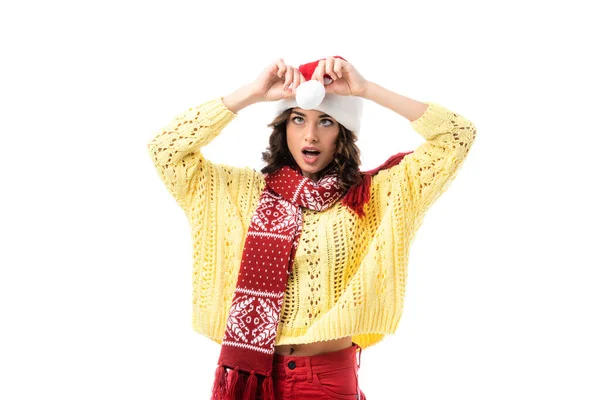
{"left": 409, "top": 102, "right": 452, "bottom": 140}
{"left": 276, "top": 305, "right": 401, "bottom": 350}
{"left": 191, "top": 304, "right": 403, "bottom": 350}
{"left": 194, "top": 96, "right": 237, "bottom": 128}
{"left": 192, "top": 309, "right": 228, "bottom": 345}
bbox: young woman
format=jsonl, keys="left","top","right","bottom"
{"left": 148, "top": 56, "right": 477, "bottom": 400}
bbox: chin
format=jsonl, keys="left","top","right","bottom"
{"left": 292, "top": 155, "right": 333, "bottom": 177}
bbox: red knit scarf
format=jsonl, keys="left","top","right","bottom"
{"left": 211, "top": 151, "right": 412, "bottom": 400}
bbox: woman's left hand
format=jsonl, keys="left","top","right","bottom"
{"left": 311, "top": 56, "right": 369, "bottom": 97}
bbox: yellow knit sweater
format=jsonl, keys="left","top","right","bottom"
{"left": 148, "top": 96, "right": 476, "bottom": 350}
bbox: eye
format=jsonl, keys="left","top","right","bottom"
{"left": 291, "top": 116, "right": 335, "bottom": 126}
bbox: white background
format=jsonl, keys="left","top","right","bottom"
{"left": 1, "top": 0, "right": 599, "bottom": 399}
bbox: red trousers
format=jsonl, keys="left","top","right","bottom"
{"left": 269, "top": 342, "right": 366, "bottom": 400}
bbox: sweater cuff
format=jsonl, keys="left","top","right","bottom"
{"left": 194, "top": 96, "right": 237, "bottom": 127}
{"left": 409, "top": 102, "right": 451, "bottom": 140}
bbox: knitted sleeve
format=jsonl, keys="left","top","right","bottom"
{"left": 147, "top": 96, "right": 264, "bottom": 216}
{"left": 370, "top": 102, "right": 477, "bottom": 239}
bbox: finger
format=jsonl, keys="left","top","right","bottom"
{"left": 299, "top": 70, "right": 307, "bottom": 83}
{"left": 333, "top": 57, "right": 343, "bottom": 79}
{"left": 325, "top": 56, "right": 337, "bottom": 79}
{"left": 283, "top": 66, "right": 294, "bottom": 91}
{"left": 311, "top": 60, "right": 325, "bottom": 85}
{"left": 292, "top": 69, "right": 300, "bottom": 92}
{"left": 276, "top": 58, "right": 286, "bottom": 78}
{"left": 283, "top": 84, "right": 295, "bottom": 99}
{"left": 286, "top": 73, "right": 298, "bottom": 98}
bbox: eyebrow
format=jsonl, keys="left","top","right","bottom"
{"left": 290, "top": 111, "right": 332, "bottom": 118}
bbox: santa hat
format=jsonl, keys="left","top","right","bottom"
{"left": 272, "top": 56, "right": 364, "bottom": 135}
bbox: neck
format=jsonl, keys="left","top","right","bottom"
{"left": 303, "top": 172, "right": 320, "bottom": 183}
{"left": 298, "top": 163, "right": 335, "bottom": 183}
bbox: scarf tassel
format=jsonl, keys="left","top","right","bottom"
{"left": 261, "top": 375, "right": 275, "bottom": 400}
{"left": 242, "top": 371, "right": 257, "bottom": 400}
{"left": 341, "top": 151, "right": 413, "bottom": 218}
{"left": 226, "top": 366, "right": 240, "bottom": 400}
{"left": 211, "top": 365, "right": 228, "bottom": 400}
{"left": 341, "top": 175, "right": 372, "bottom": 218}
{"left": 210, "top": 365, "right": 275, "bottom": 400}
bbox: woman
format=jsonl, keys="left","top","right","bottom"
{"left": 148, "top": 56, "right": 477, "bottom": 400}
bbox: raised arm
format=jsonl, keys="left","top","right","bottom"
{"left": 147, "top": 95, "right": 263, "bottom": 215}
{"left": 365, "top": 82, "right": 477, "bottom": 236}
{"left": 147, "top": 58, "right": 312, "bottom": 217}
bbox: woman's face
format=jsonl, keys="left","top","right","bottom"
{"left": 286, "top": 108, "right": 340, "bottom": 182}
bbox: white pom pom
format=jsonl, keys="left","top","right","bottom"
{"left": 295, "top": 80, "right": 326, "bottom": 109}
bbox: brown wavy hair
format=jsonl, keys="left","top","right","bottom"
{"left": 261, "top": 108, "right": 363, "bottom": 192}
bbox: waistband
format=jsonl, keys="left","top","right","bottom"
{"left": 272, "top": 342, "right": 362, "bottom": 378}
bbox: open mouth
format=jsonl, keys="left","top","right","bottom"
{"left": 301, "top": 149, "right": 321, "bottom": 164}
{"left": 302, "top": 149, "right": 321, "bottom": 158}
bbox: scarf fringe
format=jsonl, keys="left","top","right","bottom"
{"left": 341, "top": 175, "right": 372, "bottom": 218}
{"left": 242, "top": 371, "right": 257, "bottom": 400}
{"left": 226, "top": 366, "right": 240, "bottom": 400}
{"left": 211, "top": 365, "right": 228, "bottom": 400}
{"left": 341, "top": 151, "right": 413, "bottom": 218}
{"left": 262, "top": 375, "right": 275, "bottom": 400}
{"left": 211, "top": 365, "right": 275, "bottom": 400}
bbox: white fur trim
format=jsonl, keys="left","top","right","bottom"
{"left": 273, "top": 92, "right": 364, "bottom": 135}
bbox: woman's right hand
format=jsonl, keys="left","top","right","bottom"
{"left": 251, "top": 59, "right": 306, "bottom": 102}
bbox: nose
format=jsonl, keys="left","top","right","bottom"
{"left": 304, "top": 124, "right": 319, "bottom": 143}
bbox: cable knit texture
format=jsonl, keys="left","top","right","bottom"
{"left": 148, "top": 96, "right": 477, "bottom": 350}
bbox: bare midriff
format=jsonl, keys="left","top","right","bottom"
{"left": 274, "top": 336, "right": 353, "bottom": 356}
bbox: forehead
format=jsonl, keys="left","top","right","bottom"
{"left": 290, "top": 108, "right": 333, "bottom": 119}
